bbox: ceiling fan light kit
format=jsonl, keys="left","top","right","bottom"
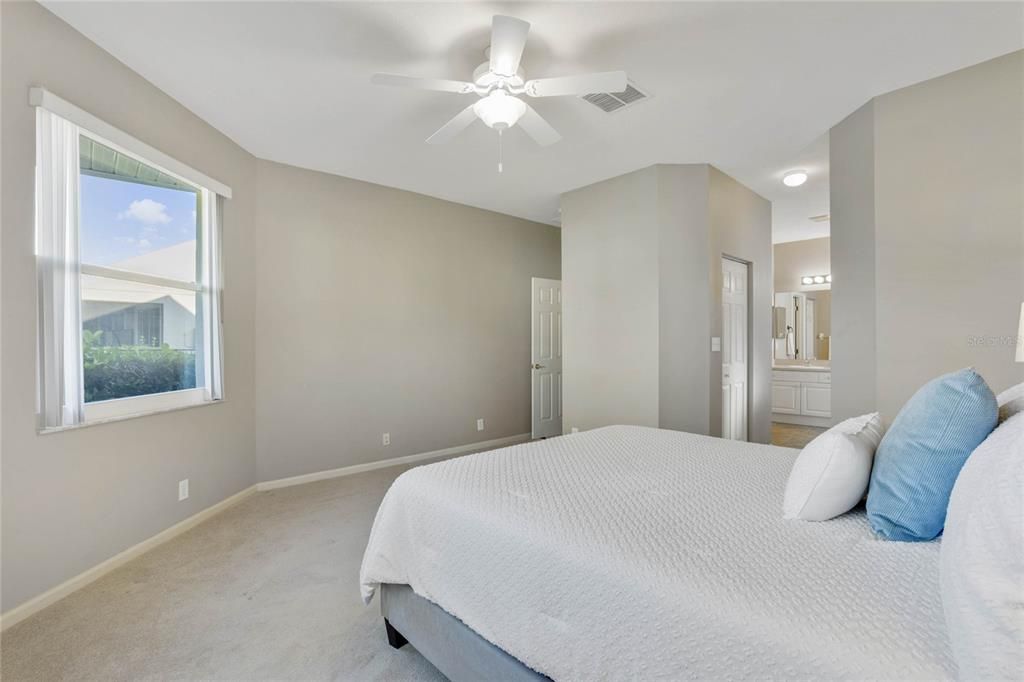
{"left": 474, "top": 90, "right": 526, "bottom": 130}
{"left": 371, "top": 15, "right": 627, "bottom": 171}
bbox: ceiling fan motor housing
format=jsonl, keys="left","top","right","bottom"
{"left": 472, "top": 62, "right": 526, "bottom": 92}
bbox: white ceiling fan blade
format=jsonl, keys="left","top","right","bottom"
{"left": 525, "top": 71, "right": 627, "bottom": 98}
{"left": 426, "top": 104, "right": 479, "bottom": 144}
{"left": 372, "top": 73, "right": 475, "bottom": 94}
{"left": 518, "top": 104, "right": 561, "bottom": 146}
{"left": 489, "top": 15, "right": 530, "bottom": 76}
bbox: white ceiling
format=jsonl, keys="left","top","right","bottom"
{"left": 45, "top": 2, "right": 1022, "bottom": 240}
{"left": 771, "top": 133, "right": 830, "bottom": 244}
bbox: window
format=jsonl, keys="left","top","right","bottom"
{"left": 78, "top": 140, "right": 204, "bottom": 408}
{"left": 33, "top": 89, "right": 230, "bottom": 430}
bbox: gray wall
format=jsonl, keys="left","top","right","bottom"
{"left": 831, "top": 51, "right": 1024, "bottom": 422}
{"left": 561, "top": 167, "right": 662, "bottom": 430}
{"left": 562, "top": 164, "right": 771, "bottom": 443}
{"left": 657, "top": 165, "right": 712, "bottom": 434}
{"left": 252, "top": 161, "right": 560, "bottom": 482}
{"left": 830, "top": 101, "right": 878, "bottom": 420}
{"left": 1, "top": 1, "right": 259, "bottom": 612}
{"left": 773, "top": 237, "right": 831, "bottom": 293}
{"left": 873, "top": 50, "right": 1024, "bottom": 416}
{"left": 707, "top": 168, "right": 773, "bottom": 443}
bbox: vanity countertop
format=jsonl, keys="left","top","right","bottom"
{"left": 772, "top": 364, "right": 831, "bottom": 372}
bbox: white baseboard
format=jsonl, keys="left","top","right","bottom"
{"left": 256, "top": 432, "right": 531, "bottom": 491}
{"left": 0, "top": 484, "right": 258, "bottom": 632}
{"left": 1, "top": 432, "right": 531, "bottom": 631}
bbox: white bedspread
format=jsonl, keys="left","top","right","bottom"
{"left": 360, "top": 426, "right": 955, "bottom": 680}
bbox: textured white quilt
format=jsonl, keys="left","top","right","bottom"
{"left": 360, "top": 426, "right": 955, "bottom": 680}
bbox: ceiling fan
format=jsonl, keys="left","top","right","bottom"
{"left": 371, "top": 15, "right": 627, "bottom": 156}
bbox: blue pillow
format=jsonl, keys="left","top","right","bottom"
{"left": 867, "top": 368, "right": 997, "bottom": 541}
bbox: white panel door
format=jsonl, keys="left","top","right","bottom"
{"left": 531, "top": 278, "right": 563, "bottom": 438}
{"left": 722, "top": 259, "right": 748, "bottom": 441}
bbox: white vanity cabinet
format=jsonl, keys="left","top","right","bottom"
{"left": 771, "top": 381, "right": 801, "bottom": 414}
{"left": 771, "top": 368, "right": 832, "bottom": 425}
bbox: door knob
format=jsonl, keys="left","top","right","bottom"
{"left": 533, "top": 363, "right": 545, "bottom": 370}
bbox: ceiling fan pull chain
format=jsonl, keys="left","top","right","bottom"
{"left": 498, "top": 128, "right": 504, "bottom": 173}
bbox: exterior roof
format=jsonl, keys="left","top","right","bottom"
{"left": 82, "top": 241, "right": 197, "bottom": 315}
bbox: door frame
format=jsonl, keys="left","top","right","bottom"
{"left": 721, "top": 254, "right": 753, "bottom": 441}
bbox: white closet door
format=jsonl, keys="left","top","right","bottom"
{"left": 722, "top": 259, "right": 748, "bottom": 441}
{"left": 531, "top": 278, "right": 562, "bottom": 438}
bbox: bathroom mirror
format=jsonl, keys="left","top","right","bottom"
{"left": 773, "top": 291, "right": 830, "bottom": 362}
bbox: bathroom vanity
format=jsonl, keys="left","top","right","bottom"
{"left": 771, "top": 365, "right": 833, "bottom": 427}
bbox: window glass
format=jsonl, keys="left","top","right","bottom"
{"left": 79, "top": 176, "right": 199, "bottom": 279}
{"left": 78, "top": 136, "right": 204, "bottom": 403}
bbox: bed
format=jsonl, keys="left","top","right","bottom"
{"left": 360, "top": 425, "right": 956, "bottom": 680}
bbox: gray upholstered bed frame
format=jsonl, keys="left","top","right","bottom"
{"left": 380, "top": 583, "right": 549, "bottom": 681}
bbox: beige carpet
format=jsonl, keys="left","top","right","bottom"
{"left": 1, "top": 461, "right": 451, "bottom": 681}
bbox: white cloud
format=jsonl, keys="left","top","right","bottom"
{"left": 137, "top": 239, "right": 152, "bottom": 250}
{"left": 118, "top": 198, "right": 171, "bottom": 225}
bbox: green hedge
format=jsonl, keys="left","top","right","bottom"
{"left": 83, "top": 330, "right": 196, "bottom": 402}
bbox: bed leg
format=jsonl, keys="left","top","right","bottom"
{"left": 384, "top": 619, "right": 408, "bottom": 649}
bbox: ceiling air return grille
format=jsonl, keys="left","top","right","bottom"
{"left": 581, "top": 81, "right": 650, "bottom": 113}
{"left": 809, "top": 214, "right": 830, "bottom": 223}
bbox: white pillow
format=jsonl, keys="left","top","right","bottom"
{"left": 997, "top": 381, "right": 1024, "bottom": 423}
{"left": 782, "top": 413, "right": 884, "bottom": 521}
{"left": 940, "top": 412, "right": 1024, "bottom": 680}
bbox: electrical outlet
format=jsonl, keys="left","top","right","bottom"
{"left": 382, "top": 432, "right": 390, "bottom": 446}
{"left": 476, "top": 418, "right": 485, "bottom": 431}
{"left": 571, "top": 427, "right": 579, "bottom": 434}
{"left": 178, "top": 479, "right": 189, "bottom": 501}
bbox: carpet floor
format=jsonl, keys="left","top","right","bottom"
{"left": 1, "top": 461, "right": 451, "bottom": 681}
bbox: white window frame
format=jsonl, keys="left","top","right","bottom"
{"left": 32, "top": 88, "right": 231, "bottom": 432}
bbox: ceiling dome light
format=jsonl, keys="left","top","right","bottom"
{"left": 473, "top": 90, "right": 526, "bottom": 130}
{"left": 783, "top": 170, "right": 808, "bottom": 187}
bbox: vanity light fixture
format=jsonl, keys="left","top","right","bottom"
{"left": 783, "top": 170, "right": 808, "bottom": 187}
{"left": 801, "top": 273, "right": 831, "bottom": 286}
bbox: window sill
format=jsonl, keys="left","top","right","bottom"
{"left": 37, "top": 393, "right": 223, "bottom": 435}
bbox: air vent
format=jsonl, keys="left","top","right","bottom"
{"left": 809, "top": 214, "right": 830, "bottom": 223}
{"left": 581, "top": 81, "right": 650, "bottom": 113}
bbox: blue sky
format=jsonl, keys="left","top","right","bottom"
{"left": 80, "top": 174, "right": 198, "bottom": 266}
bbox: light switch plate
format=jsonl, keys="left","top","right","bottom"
{"left": 711, "top": 337, "right": 721, "bottom": 352}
